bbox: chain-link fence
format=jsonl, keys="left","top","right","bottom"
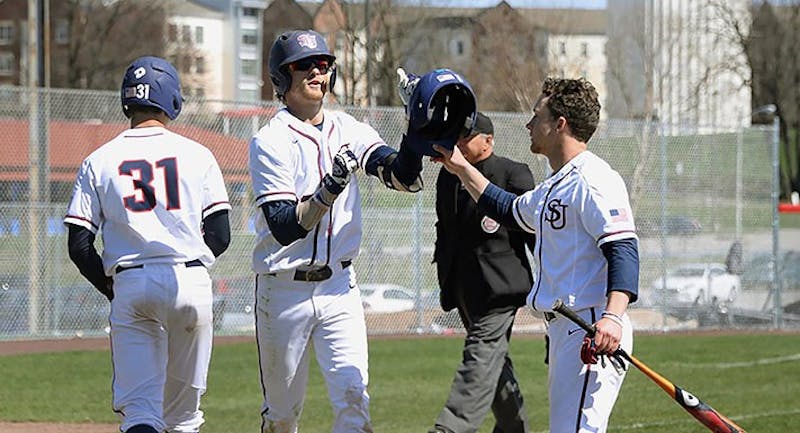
{"left": 0, "top": 86, "right": 795, "bottom": 340}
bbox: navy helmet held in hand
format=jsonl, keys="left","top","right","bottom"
{"left": 269, "top": 29, "right": 337, "bottom": 99}
{"left": 121, "top": 56, "right": 183, "bottom": 120}
{"left": 406, "top": 68, "right": 477, "bottom": 156}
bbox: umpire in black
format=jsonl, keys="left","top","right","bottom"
{"left": 430, "top": 112, "right": 535, "bottom": 433}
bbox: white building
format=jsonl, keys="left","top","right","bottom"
{"left": 175, "top": 0, "right": 268, "bottom": 102}
{"left": 607, "top": 0, "right": 751, "bottom": 131}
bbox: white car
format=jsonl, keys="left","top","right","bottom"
{"left": 650, "top": 263, "right": 740, "bottom": 306}
{"left": 359, "top": 284, "right": 417, "bottom": 313}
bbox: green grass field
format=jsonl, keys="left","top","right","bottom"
{"left": 1, "top": 333, "right": 799, "bottom": 432}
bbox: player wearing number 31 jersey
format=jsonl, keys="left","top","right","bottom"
{"left": 64, "top": 56, "right": 231, "bottom": 433}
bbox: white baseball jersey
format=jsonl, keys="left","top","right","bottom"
{"left": 512, "top": 151, "right": 637, "bottom": 312}
{"left": 64, "top": 126, "right": 231, "bottom": 273}
{"left": 248, "top": 108, "right": 385, "bottom": 274}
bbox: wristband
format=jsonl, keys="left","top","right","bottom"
{"left": 601, "top": 311, "right": 624, "bottom": 328}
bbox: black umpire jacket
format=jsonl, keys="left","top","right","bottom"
{"left": 433, "top": 153, "right": 537, "bottom": 316}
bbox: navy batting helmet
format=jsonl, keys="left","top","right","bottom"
{"left": 120, "top": 56, "right": 182, "bottom": 120}
{"left": 406, "top": 68, "right": 477, "bottom": 156}
{"left": 269, "top": 30, "right": 337, "bottom": 99}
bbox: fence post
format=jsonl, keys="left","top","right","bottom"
{"left": 771, "top": 114, "right": 782, "bottom": 328}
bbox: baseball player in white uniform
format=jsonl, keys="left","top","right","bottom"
{"left": 432, "top": 77, "right": 639, "bottom": 433}
{"left": 64, "top": 56, "right": 231, "bottom": 433}
{"left": 250, "top": 30, "right": 476, "bottom": 433}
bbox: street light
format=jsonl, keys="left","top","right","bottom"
{"left": 752, "top": 104, "right": 781, "bottom": 328}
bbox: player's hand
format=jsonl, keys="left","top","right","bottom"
{"left": 396, "top": 67, "right": 419, "bottom": 107}
{"left": 322, "top": 146, "right": 359, "bottom": 195}
{"left": 592, "top": 315, "right": 623, "bottom": 354}
{"left": 431, "top": 144, "right": 470, "bottom": 175}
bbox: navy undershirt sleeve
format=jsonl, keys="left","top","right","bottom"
{"left": 600, "top": 238, "right": 640, "bottom": 303}
{"left": 364, "top": 145, "right": 395, "bottom": 177}
{"left": 66, "top": 224, "right": 112, "bottom": 298}
{"left": 202, "top": 210, "right": 231, "bottom": 257}
{"left": 262, "top": 200, "right": 310, "bottom": 246}
{"left": 476, "top": 182, "right": 523, "bottom": 230}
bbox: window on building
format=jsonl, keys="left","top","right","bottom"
{"left": 182, "top": 25, "right": 191, "bottom": 44}
{"left": 456, "top": 40, "right": 464, "bottom": 56}
{"left": 54, "top": 19, "right": 69, "bottom": 44}
{"left": 241, "top": 58, "right": 257, "bottom": 76}
{"left": 0, "top": 22, "right": 14, "bottom": 45}
{"left": 0, "top": 52, "right": 14, "bottom": 76}
{"left": 195, "top": 87, "right": 205, "bottom": 98}
{"left": 559, "top": 41, "right": 566, "bottom": 55}
{"left": 168, "top": 24, "right": 178, "bottom": 42}
{"left": 182, "top": 55, "right": 192, "bottom": 74}
{"left": 242, "top": 7, "right": 258, "bottom": 17}
{"left": 195, "top": 57, "right": 205, "bottom": 74}
{"left": 239, "top": 88, "right": 259, "bottom": 101}
{"left": 581, "top": 42, "right": 588, "bottom": 57}
{"left": 195, "top": 26, "right": 204, "bottom": 44}
{"left": 241, "top": 28, "right": 258, "bottom": 46}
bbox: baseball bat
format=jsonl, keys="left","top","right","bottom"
{"left": 551, "top": 299, "right": 747, "bottom": 433}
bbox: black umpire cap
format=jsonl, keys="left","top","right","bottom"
{"left": 463, "top": 112, "right": 493, "bottom": 137}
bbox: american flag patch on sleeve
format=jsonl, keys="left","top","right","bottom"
{"left": 610, "top": 208, "right": 629, "bottom": 222}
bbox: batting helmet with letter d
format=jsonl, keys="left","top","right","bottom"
{"left": 121, "top": 56, "right": 183, "bottom": 120}
{"left": 405, "top": 68, "right": 477, "bottom": 156}
{"left": 269, "top": 30, "right": 337, "bottom": 99}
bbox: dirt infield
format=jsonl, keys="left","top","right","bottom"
{"left": 0, "top": 421, "right": 120, "bottom": 433}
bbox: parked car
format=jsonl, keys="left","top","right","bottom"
{"left": 0, "top": 276, "right": 110, "bottom": 335}
{"left": 740, "top": 251, "right": 800, "bottom": 292}
{"left": 650, "top": 263, "right": 740, "bottom": 307}
{"left": 359, "top": 284, "right": 417, "bottom": 313}
{"left": 638, "top": 215, "right": 702, "bottom": 237}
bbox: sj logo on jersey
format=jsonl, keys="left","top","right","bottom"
{"left": 545, "top": 199, "right": 567, "bottom": 230}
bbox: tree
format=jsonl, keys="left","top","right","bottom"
{"left": 710, "top": 0, "right": 799, "bottom": 199}
{"left": 468, "top": 4, "right": 544, "bottom": 112}
{"left": 49, "top": 0, "right": 169, "bottom": 90}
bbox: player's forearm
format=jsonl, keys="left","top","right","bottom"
{"left": 66, "top": 224, "right": 112, "bottom": 294}
{"left": 453, "top": 163, "right": 490, "bottom": 202}
{"left": 476, "top": 183, "right": 521, "bottom": 229}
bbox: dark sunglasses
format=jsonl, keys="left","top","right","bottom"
{"left": 288, "top": 57, "right": 332, "bottom": 74}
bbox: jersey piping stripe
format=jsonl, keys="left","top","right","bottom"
{"left": 530, "top": 166, "right": 576, "bottom": 310}
{"left": 64, "top": 214, "right": 99, "bottom": 230}
{"left": 597, "top": 230, "right": 637, "bottom": 247}
{"left": 287, "top": 124, "right": 319, "bottom": 148}
{"left": 360, "top": 141, "right": 384, "bottom": 168}
{"left": 202, "top": 201, "right": 230, "bottom": 213}
{"left": 255, "top": 191, "right": 298, "bottom": 202}
{"left": 574, "top": 307, "right": 598, "bottom": 433}
{"left": 513, "top": 198, "right": 536, "bottom": 233}
{"left": 123, "top": 132, "right": 164, "bottom": 138}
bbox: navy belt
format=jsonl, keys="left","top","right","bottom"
{"left": 116, "top": 259, "right": 204, "bottom": 274}
{"left": 275, "top": 260, "right": 352, "bottom": 282}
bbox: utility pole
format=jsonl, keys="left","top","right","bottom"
{"left": 365, "top": 0, "right": 371, "bottom": 106}
{"left": 27, "top": 0, "right": 49, "bottom": 334}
